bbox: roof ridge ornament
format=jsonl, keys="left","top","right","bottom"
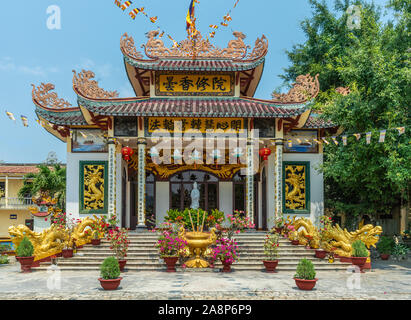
{"left": 31, "top": 83, "right": 72, "bottom": 109}
{"left": 122, "top": 30, "right": 266, "bottom": 60}
{"left": 72, "top": 70, "right": 119, "bottom": 99}
{"left": 272, "top": 74, "right": 320, "bottom": 103}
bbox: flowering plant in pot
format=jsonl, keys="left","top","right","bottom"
{"left": 211, "top": 237, "right": 239, "bottom": 272}
{"left": 155, "top": 226, "right": 187, "bottom": 272}
{"left": 351, "top": 240, "right": 369, "bottom": 272}
{"left": 91, "top": 230, "right": 101, "bottom": 246}
{"left": 376, "top": 236, "right": 395, "bottom": 260}
{"left": 107, "top": 228, "right": 130, "bottom": 271}
{"left": 294, "top": 258, "right": 317, "bottom": 290}
{"left": 286, "top": 225, "right": 299, "bottom": 245}
{"left": 98, "top": 256, "right": 122, "bottom": 290}
{"left": 16, "top": 236, "right": 35, "bottom": 273}
{"left": 316, "top": 215, "right": 333, "bottom": 258}
{"left": 108, "top": 213, "right": 119, "bottom": 230}
{"left": 273, "top": 217, "right": 285, "bottom": 234}
{"left": 225, "top": 211, "right": 255, "bottom": 239}
{"left": 263, "top": 233, "right": 280, "bottom": 272}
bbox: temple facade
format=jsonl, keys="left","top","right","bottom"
{"left": 31, "top": 31, "right": 334, "bottom": 230}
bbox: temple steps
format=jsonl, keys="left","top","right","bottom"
{"left": 34, "top": 231, "right": 351, "bottom": 271}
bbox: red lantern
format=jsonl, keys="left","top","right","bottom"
{"left": 259, "top": 147, "right": 271, "bottom": 161}
{"left": 121, "top": 146, "right": 134, "bottom": 161}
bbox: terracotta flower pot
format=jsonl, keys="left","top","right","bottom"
{"left": 351, "top": 257, "right": 367, "bottom": 272}
{"left": 163, "top": 257, "right": 179, "bottom": 272}
{"left": 291, "top": 240, "right": 300, "bottom": 245}
{"left": 98, "top": 277, "right": 122, "bottom": 290}
{"left": 315, "top": 249, "right": 327, "bottom": 259}
{"left": 222, "top": 261, "right": 232, "bottom": 272}
{"left": 380, "top": 254, "right": 390, "bottom": 260}
{"left": 56, "top": 252, "right": 63, "bottom": 257}
{"left": 275, "top": 227, "right": 283, "bottom": 234}
{"left": 91, "top": 239, "right": 101, "bottom": 246}
{"left": 263, "top": 260, "right": 278, "bottom": 273}
{"left": 62, "top": 249, "right": 73, "bottom": 258}
{"left": 119, "top": 259, "right": 127, "bottom": 271}
{"left": 17, "top": 256, "right": 34, "bottom": 273}
{"left": 294, "top": 278, "right": 318, "bottom": 291}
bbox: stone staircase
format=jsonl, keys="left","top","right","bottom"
{"left": 36, "top": 231, "right": 351, "bottom": 271}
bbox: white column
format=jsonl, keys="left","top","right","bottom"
{"left": 137, "top": 138, "right": 147, "bottom": 228}
{"left": 5, "top": 176, "right": 8, "bottom": 207}
{"left": 246, "top": 139, "right": 254, "bottom": 225}
{"left": 274, "top": 139, "right": 284, "bottom": 219}
{"left": 107, "top": 138, "right": 117, "bottom": 218}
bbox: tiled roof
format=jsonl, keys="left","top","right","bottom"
{"left": 124, "top": 56, "right": 265, "bottom": 72}
{"left": 303, "top": 115, "right": 336, "bottom": 128}
{"left": 0, "top": 166, "right": 40, "bottom": 174}
{"left": 36, "top": 108, "right": 87, "bottom": 126}
{"left": 79, "top": 97, "right": 309, "bottom": 118}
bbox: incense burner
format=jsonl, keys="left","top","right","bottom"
{"left": 179, "top": 227, "right": 217, "bottom": 268}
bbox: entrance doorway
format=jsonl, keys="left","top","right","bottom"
{"left": 170, "top": 171, "right": 219, "bottom": 212}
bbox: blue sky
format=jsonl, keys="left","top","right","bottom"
{"left": 0, "top": 0, "right": 390, "bottom": 164}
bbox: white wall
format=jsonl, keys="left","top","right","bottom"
{"left": 266, "top": 153, "right": 276, "bottom": 229}
{"left": 156, "top": 181, "right": 169, "bottom": 224}
{"left": 282, "top": 153, "right": 324, "bottom": 225}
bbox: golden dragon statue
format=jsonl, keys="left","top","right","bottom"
{"left": 288, "top": 217, "right": 321, "bottom": 248}
{"left": 321, "top": 224, "right": 382, "bottom": 257}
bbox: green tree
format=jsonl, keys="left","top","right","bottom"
{"left": 18, "top": 164, "right": 66, "bottom": 210}
{"left": 278, "top": 0, "right": 410, "bottom": 226}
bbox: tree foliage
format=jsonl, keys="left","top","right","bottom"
{"left": 279, "top": 0, "right": 410, "bottom": 222}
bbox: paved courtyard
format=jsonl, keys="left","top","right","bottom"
{"left": 0, "top": 257, "right": 410, "bottom": 300}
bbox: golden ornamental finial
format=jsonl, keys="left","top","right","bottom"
{"left": 31, "top": 83, "right": 72, "bottom": 109}
{"left": 272, "top": 74, "right": 320, "bottom": 103}
{"left": 72, "top": 70, "right": 119, "bottom": 99}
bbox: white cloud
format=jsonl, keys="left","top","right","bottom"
{"left": 0, "top": 57, "right": 59, "bottom": 76}
{"left": 75, "top": 58, "right": 113, "bottom": 79}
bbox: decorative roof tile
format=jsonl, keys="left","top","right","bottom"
{"left": 35, "top": 108, "right": 87, "bottom": 126}
{"left": 303, "top": 115, "right": 336, "bottom": 128}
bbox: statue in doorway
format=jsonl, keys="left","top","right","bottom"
{"left": 190, "top": 182, "right": 200, "bottom": 210}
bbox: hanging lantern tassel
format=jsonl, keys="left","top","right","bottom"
{"left": 259, "top": 147, "right": 271, "bottom": 161}
{"left": 121, "top": 146, "right": 134, "bottom": 161}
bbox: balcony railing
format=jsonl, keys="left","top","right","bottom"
{"left": 0, "top": 198, "right": 34, "bottom": 209}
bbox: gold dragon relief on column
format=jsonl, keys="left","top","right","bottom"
{"left": 83, "top": 165, "right": 105, "bottom": 210}
{"left": 284, "top": 165, "right": 307, "bottom": 211}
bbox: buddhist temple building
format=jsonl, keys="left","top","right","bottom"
{"left": 31, "top": 30, "right": 335, "bottom": 230}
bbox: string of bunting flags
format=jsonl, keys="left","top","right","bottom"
{"left": 286, "top": 126, "right": 407, "bottom": 148}
{"left": 114, "top": 0, "right": 180, "bottom": 48}
{"left": 208, "top": 0, "right": 240, "bottom": 38}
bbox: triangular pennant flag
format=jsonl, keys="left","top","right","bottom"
{"left": 379, "top": 130, "right": 386, "bottom": 143}
{"left": 353, "top": 133, "right": 361, "bottom": 140}
{"left": 331, "top": 136, "right": 339, "bottom": 145}
{"left": 322, "top": 137, "right": 330, "bottom": 145}
{"left": 6, "top": 111, "right": 15, "bottom": 121}
{"left": 296, "top": 138, "right": 302, "bottom": 144}
{"left": 304, "top": 139, "right": 312, "bottom": 145}
{"left": 366, "top": 132, "right": 372, "bottom": 144}
{"left": 396, "top": 127, "right": 405, "bottom": 135}
{"left": 342, "top": 135, "right": 347, "bottom": 146}
{"left": 20, "top": 115, "right": 28, "bottom": 127}
{"left": 80, "top": 131, "right": 88, "bottom": 139}
{"left": 287, "top": 140, "right": 293, "bottom": 148}
{"left": 313, "top": 138, "right": 322, "bottom": 144}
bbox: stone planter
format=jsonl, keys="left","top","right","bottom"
{"left": 62, "top": 249, "right": 73, "bottom": 258}
{"left": 263, "top": 260, "right": 278, "bottom": 273}
{"left": 98, "top": 277, "right": 122, "bottom": 290}
{"left": 119, "top": 259, "right": 127, "bottom": 271}
{"left": 380, "top": 254, "right": 390, "bottom": 260}
{"left": 222, "top": 261, "right": 232, "bottom": 272}
{"left": 91, "top": 239, "right": 101, "bottom": 246}
{"left": 17, "top": 256, "right": 34, "bottom": 273}
{"left": 315, "top": 249, "right": 327, "bottom": 259}
{"left": 351, "top": 257, "right": 367, "bottom": 272}
{"left": 163, "top": 257, "right": 179, "bottom": 272}
{"left": 294, "top": 278, "right": 318, "bottom": 291}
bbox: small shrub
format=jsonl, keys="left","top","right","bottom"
{"left": 16, "top": 237, "right": 34, "bottom": 257}
{"left": 376, "top": 236, "right": 395, "bottom": 255}
{"left": 294, "top": 258, "right": 316, "bottom": 280}
{"left": 392, "top": 243, "right": 409, "bottom": 257}
{"left": 100, "top": 257, "right": 120, "bottom": 280}
{"left": 264, "top": 233, "right": 280, "bottom": 260}
{"left": 352, "top": 240, "right": 369, "bottom": 257}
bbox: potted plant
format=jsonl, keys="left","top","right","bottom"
{"left": 273, "top": 217, "right": 285, "bottom": 234}
{"left": 286, "top": 225, "right": 299, "bottom": 245}
{"left": 376, "top": 236, "right": 395, "bottom": 260}
{"left": 351, "top": 240, "right": 369, "bottom": 272}
{"left": 316, "top": 215, "right": 333, "bottom": 259}
{"left": 107, "top": 214, "right": 119, "bottom": 231}
{"left": 91, "top": 230, "right": 101, "bottom": 246}
{"left": 16, "top": 236, "right": 35, "bottom": 273}
{"left": 107, "top": 228, "right": 130, "bottom": 271}
{"left": 263, "top": 233, "right": 280, "bottom": 272}
{"left": 225, "top": 211, "right": 255, "bottom": 239}
{"left": 212, "top": 237, "right": 239, "bottom": 272}
{"left": 392, "top": 236, "right": 410, "bottom": 261}
{"left": 155, "top": 227, "right": 187, "bottom": 272}
{"left": 294, "top": 258, "right": 317, "bottom": 290}
{"left": 98, "top": 257, "right": 122, "bottom": 290}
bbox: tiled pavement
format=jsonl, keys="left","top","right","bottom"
{"left": 0, "top": 257, "right": 410, "bottom": 300}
